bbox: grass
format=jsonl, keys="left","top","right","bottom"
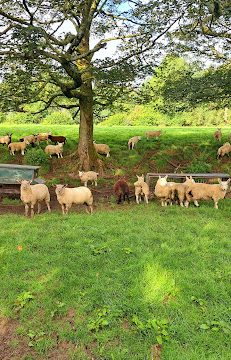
{"left": 0, "top": 124, "right": 231, "bottom": 359}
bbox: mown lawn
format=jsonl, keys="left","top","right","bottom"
{"left": 0, "top": 202, "right": 230, "bottom": 359}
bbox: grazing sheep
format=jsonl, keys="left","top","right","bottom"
{"left": 154, "top": 175, "right": 173, "bottom": 206}
{"left": 134, "top": 174, "right": 149, "bottom": 204}
{"left": 8, "top": 139, "right": 29, "bottom": 155}
{"left": 20, "top": 134, "right": 38, "bottom": 147}
{"left": 0, "top": 133, "right": 12, "bottom": 146}
{"left": 94, "top": 142, "right": 110, "bottom": 157}
{"left": 48, "top": 134, "right": 66, "bottom": 144}
{"left": 19, "top": 180, "right": 51, "bottom": 217}
{"left": 217, "top": 142, "right": 231, "bottom": 158}
{"left": 214, "top": 128, "right": 222, "bottom": 141}
{"left": 145, "top": 130, "right": 162, "bottom": 140}
{"left": 185, "top": 178, "right": 230, "bottom": 209}
{"left": 128, "top": 136, "right": 141, "bottom": 150}
{"left": 114, "top": 178, "right": 130, "bottom": 204}
{"left": 37, "top": 132, "right": 52, "bottom": 143}
{"left": 45, "top": 142, "right": 64, "bottom": 158}
{"left": 78, "top": 170, "right": 99, "bottom": 187}
{"left": 55, "top": 184, "right": 93, "bottom": 215}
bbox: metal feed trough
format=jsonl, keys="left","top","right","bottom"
{"left": 146, "top": 172, "right": 230, "bottom": 186}
{"left": 0, "top": 164, "right": 44, "bottom": 196}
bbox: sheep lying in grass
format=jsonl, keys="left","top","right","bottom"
{"left": 128, "top": 136, "right": 141, "bottom": 150}
{"left": 37, "top": 132, "right": 52, "bottom": 143}
{"left": 154, "top": 175, "right": 173, "bottom": 206}
{"left": 214, "top": 128, "right": 222, "bottom": 141}
{"left": 217, "top": 142, "right": 231, "bottom": 158}
{"left": 114, "top": 178, "right": 130, "bottom": 204}
{"left": 20, "top": 134, "right": 38, "bottom": 147}
{"left": 78, "top": 171, "right": 99, "bottom": 187}
{"left": 19, "top": 180, "right": 51, "bottom": 217}
{"left": 134, "top": 174, "right": 149, "bottom": 204}
{"left": 94, "top": 142, "right": 110, "bottom": 157}
{"left": 8, "top": 139, "right": 30, "bottom": 155}
{"left": 145, "top": 130, "right": 162, "bottom": 140}
{"left": 45, "top": 142, "right": 64, "bottom": 158}
{"left": 185, "top": 178, "right": 230, "bottom": 209}
{"left": 55, "top": 184, "right": 93, "bottom": 215}
{"left": 0, "top": 133, "right": 12, "bottom": 146}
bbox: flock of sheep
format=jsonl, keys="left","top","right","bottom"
{"left": 0, "top": 128, "right": 230, "bottom": 217}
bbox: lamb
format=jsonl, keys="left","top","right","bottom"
{"left": 55, "top": 184, "right": 93, "bottom": 215}
{"left": 114, "top": 178, "right": 130, "bottom": 204}
{"left": 94, "top": 142, "right": 110, "bottom": 157}
{"left": 145, "top": 130, "right": 162, "bottom": 140}
{"left": 185, "top": 178, "right": 230, "bottom": 209}
{"left": 134, "top": 174, "right": 149, "bottom": 204}
{"left": 78, "top": 170, "right": 99, "bottom": 187}
{"left": 217, "top": 142, "right": 231, "bottom": 158}
{"left": 37, "top": 132, "right": 52, "bottom": 143}
{"left": 20, "top": 134, "right": 38, "bottom": 147}
{"left": 128, "top": 136, "right": 141, "bottom": 150}
{"left": 154, "top": 175, "right": 173, "bottom": 206}
{"left": 214, "top": 128, "right": 222, "bottom": 141}
{"left": 0, "top": 133, "right": 12, "bottom": 146}
{"left": 168, "top": 176, "right": 196, "bottom": 207}
{"left": 19, "top": 180, "right": 51, "bottom": 217}
{"left": 8, "top": 139, "right": 30, "bottom": 155}
{"left": 45, "top": 142, "right": 64, "bottom": 158}
{"left": 48, "top": 134, "right": 66, "bottom": 144}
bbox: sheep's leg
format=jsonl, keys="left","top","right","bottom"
{"left": 60, "top": 153, "right": 63, "bottom": 158}
{"left": 50, "top": 155, "right": 52, "bottom": 158}
{"left": 61, "top": 204, "right": 66, "bottom": 215}
{"left": 37, "top": 202, "right": 41, "bottom": 214}
{"left": 65, "top": 204, "right": 71, "bottom": 214}
{"left": 21, "top": 150, "right": 25, "bottom": 155}
{"left": 145, "top": 195, "right": 149, "bottom": 204}
{"left": 180, "top": 201, "right": 184, "bottom": 207}
{"left": 57, "top": 153, "right": 60, "bottom": 158}
{"left": 86, "top": 204, "right": 93, "bottom": 214}
{"left": 84, "top": 181, "right": 87, "bottom": 187}
{"left": 135, "top": 194, "right": 140, "bottom": 204}
{"left": 106, "top": 153, "right": 110, "bottom": 157}
{"left": 161, "top": 200, "right": 164, "bottom": 207}
{"left": 214, "top": 201, "right": 219, "bottom": 209}
{"left": 126, "top": 193, "right": 130, "bottom": 203}
{"left": 194, "top": 200, "right": 199, "bottom": 207}
{"left": 25, "top": 204, "right": 29, "bottom": 217}
{"left": 31, "top": 204, "right": 35, "bottom": 218}
{"left": 95, "top": 180, "right": 97, "bottom": 187}
{"left": 117, "top": 194, "right": 122, "bottom": 204}
{"left": 46, "top": 201, "right": 51, "bottom": 213}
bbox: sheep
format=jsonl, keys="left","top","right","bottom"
{"left": 45, "top": 142, "right": 64, "bottom": 158}
{"left": 114, "top": 178, "right": 130, "bottom": 204}
{"left": 20, "top": 134, "right": 38, "bottom": 147}
{"left": 145, "top": 130, "right": 162, "bottom": 140}
{"left": 48, "top": 134, "right": 66, "bottom": 144}
{"left": 37, "top": 132, "right": 52, "bottom": 143}
{"left": 78, "top": 170, "right": 99, "bottom": 187}
{"left": 94, "top": 142, "right": 110, "bottom": 157}
{"left": 168, "top": 176, "right": 196, "bottom": 207}
{"left": 185, "top": 178, "right": 230, "bottom": 209}
{"left": 19, "top": 180, "right": 51, "bottom": 217}
{"left": 8, "top": 139, "right": 30, "bottom": 155}
{"left": 154, "top": 175, "right": 173, "bottom": 206}
{"left": 217, "top": 142, "right": 231, "bottom": 158}
{"left": 128, "top": 136, "right": 141, "bottom": 150}
{"left": 214, "top": 128, "right": 222, "bottom": 141}
{"left": 134, "top": 174, "right": 149, "bottom": 204}
{"left": 0, "top": 133, "right": 12, "bottom": 146}
{"left": 55, "top": 184, "right": 93, "bottom": 215}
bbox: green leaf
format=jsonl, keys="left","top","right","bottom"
{"left": 200, "top": 323, "right": 210, "bottom": 330}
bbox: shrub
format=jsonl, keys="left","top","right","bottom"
{"left": 4, "top": 112, "right": 39, "bottom": 124}
{"left": 24, "top": 148, "right": 49, "bottom": 167}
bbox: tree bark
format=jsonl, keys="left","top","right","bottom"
{"left": 77, "top": 31, "right": 98, "bottom": 171}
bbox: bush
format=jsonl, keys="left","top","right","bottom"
{"left": 4, "top": 112, "right": 40, "bottom": 124}
{"left": 42, "top": 110, "right": 75, "bottom": 124}
{"left": 24, "top": 148, "right": 49, "bottom": 167}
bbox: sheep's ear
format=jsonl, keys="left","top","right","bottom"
{"left": 218, "top": 178, "right": 221, "bottom": 184}
{"left": 17, "top": 179, "right": 22, "bottom": 184}
{"left": 136, "top": 175, "right": 139, "bottom": 179}
{"left": 141, "top": 174, "right": 144, "bottom": 177}
{"left": 186, "top": 176, "right": 189, "bottom": 180}
{"left": 227, "top": 178, "right": 231, "bottom": 184}
{"left": 165, "top": 175, "right": 168, "bottom": 179}
{"left": 190, "top": 176, "right": 193, "bottom": 180}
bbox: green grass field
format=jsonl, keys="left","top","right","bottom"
{"left": 0, "top": 125, "right": 231, "bottom": 359}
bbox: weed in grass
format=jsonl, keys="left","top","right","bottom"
{"left": 14, "top": 291, "right": 34, "bottom": 311}
{"left": 1, "top": 197, "right": 21, "bottom": 205}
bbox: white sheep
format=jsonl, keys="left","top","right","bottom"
{"left": 37, "top": 132, "right": 52, "bottom": 143}
{"left": 94, "top": 142, "right": 110, "bottom": 157}
{"left": 0, "top": 133, "right": 12, "bottom": 146}
{"left": 146, "top": 130, "right": 162, "bottom": 140}
{"left": 55, "top": 184, "right": 93, "bottom": 215}
{"left": 20, "top": 134, "right": 38, "bottom": 146}
{"left": 217, "top": 142, "right": 231, "bottom": 158}
{"left": 45, "top": 142, "right": 64, "bottom": 158}
{"left": 19, "top": 180, "right": 51, "bottom": 217}
{"left": 154, "top": 175, "right": 173, "bottom": 206}
{"left": 128, "top": 136, "right": 141, "bottom": 150}
{"left": 134, "top": 174, "right": 149, "bottom": 204}
{"left": 8, "top": 139, "right": 30, "bottom": 155}
{"left": 185, "top": 178, "right": 230, "bottom": 209}
{"left": 78, "top": 171, "right": 99, "bottom": 187}
{"left": 168, "top": 176, "right": 196, "bottom": 207}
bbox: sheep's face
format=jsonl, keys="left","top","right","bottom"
{"left": 218, "top": 179, "right": 230, "bottom": 191}
{"left": 57, "top": 142, "right": 64, "bottom": 147}
{"left": 158, "top": 175, "right": 168, "bottom": 185}
{"left": 79, "top": 171, "right": 84, "bottom": 177}
{"left": 185, "top": 176, "right": 195, "bottom": 185}
{"left": 55, "top": 184, "right": 66, "bottom": 196}
{"left": 136, "top": 175, "right": 144, "bottom": 184}
{"left": 20, "top": 180, "right": 31, "bottom": 190}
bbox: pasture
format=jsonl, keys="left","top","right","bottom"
{"left": 0, "top": 125, "right": 231, "bottom": 359}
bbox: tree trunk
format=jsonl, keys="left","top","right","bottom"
{"left": 77, "top": 32, "right": 98, "bottom": 171}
